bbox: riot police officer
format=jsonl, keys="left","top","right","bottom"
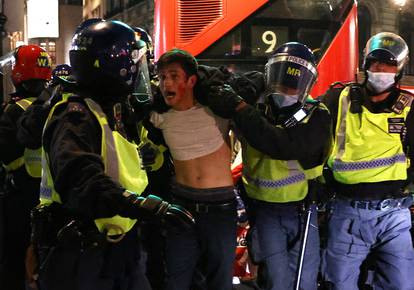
{"left": 0, "top": 44, "right": 52, "bottom": 290}
{"left": 35, "top": 20, "right": 194, "bottom": 290}
{"left": 197, "top": 42, "right": 332, "bottom": 290}
{"left": 320, "top": 32, "right": 414, "bottom": 290}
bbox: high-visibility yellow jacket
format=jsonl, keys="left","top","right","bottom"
{"left": 3, "top": 97, "right": 42, "bottom": 178}
{"left": 242, "top": 101, "right": 326, "bottom": 203}
{"left": 40, "top": 97, "right": 148, "bottom": 236}
{"left": 328, "top": 86, "right": 412, "bottom": 184}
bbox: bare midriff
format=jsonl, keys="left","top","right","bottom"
{"left": 174, "top": 142, "right": 233, "bottom": 189}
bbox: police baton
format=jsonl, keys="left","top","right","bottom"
{"left": 295, "top": 181, "right": 318, "bottom": 290}
{"left": 0, "top": 189, "right": 4, "bottom": 277}
{"left": 0, "top": 167, "right": 6, "bottom": 276}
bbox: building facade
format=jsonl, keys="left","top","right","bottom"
{"left": 0, "top": 0, "right": 82, "bottom": 100}
{"left": 82, "top": 0, "right": 154, "bottom": 33}
{"left": 358, "top": 0, "right": 414, "bottom": 84}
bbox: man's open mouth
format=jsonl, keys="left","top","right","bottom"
{"left": 165, "top": 91, "right": 176, "bottom": 99}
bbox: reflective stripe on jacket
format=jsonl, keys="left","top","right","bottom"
{"left": 3, "top": 97, "right": 42, "bottom": 178}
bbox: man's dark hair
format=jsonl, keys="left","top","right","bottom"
{"left": 156, "top": 49, "right": 198, "bottom": 77}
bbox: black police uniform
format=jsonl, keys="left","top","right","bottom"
{"left": 0, "top": 96, "right": 41, "bottom": 290}
{"left": 38, "top": 96, "right": 152, "bottom": 290}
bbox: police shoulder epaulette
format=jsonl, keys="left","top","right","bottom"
{"left": 303, "top": 99, "right": 321, "bottom": 114}
{"left": 391, "top": 91, "right": 414, "bottom": 114}
{"left": 399, "top": 89, "right": 414, "bottom": 101}
{"left": 304, "top": 98, "right": 320, "bottom": 105}
{"left": 346, "top": 81, "right": 362, "bottom": 86}
{"left": 329, "top": 81, "right": 346, "bottom": 90}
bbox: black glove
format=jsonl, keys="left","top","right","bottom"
{"left": 137, "top": 141, "right": 165, "bottom": 171}
{"left": 138, "top": 142, "right": 157, "bottom": 170}
{"left": 228, "top": 71, "right": 265, "bottom": 105}
{"left": 124, "top": 192, "right": 195, "bottom": 229}
{"left": 201, "top": 84, "right": 245, "bottom": 119}
{"left": 195, "top": 65, "right": 227, "bottom": 106}
{"left": 306, "top": 177, "right": 333, "bottom": 209}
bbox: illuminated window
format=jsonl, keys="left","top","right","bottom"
{"left": 92, "top": 5, "right": 101, "bottom": 18}
{"left": 9, "top": 31, "right": 24, "bottom": 50}
{"left": 37, "top": 39, "right": 56, "bottom": 65}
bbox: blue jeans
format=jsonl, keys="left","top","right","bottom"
{"left": 322, "top": 197, "right": 414, "bottom": 290}
{"left": 251, "top": 201, "right": 320, "bottom": 290}
{"left": 165, "top": 204, "right": 237, "bottom": 290}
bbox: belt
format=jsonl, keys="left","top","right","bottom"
{"left": 177, "top": 200, "right": 236, "bottom": 213}
{"left": 340, "top": 196, "right": 412, "bottom": 211}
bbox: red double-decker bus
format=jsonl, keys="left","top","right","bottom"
{"left": 154, "top": 0, "right": 358, "bottom": 97}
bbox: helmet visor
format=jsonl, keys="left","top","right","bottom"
{"left": 265, "top": 54, "right": 317, "bottom": 104}
{"left": 132, "top": 49, "right": 152, "bottom": 104}
{"left": 365, "top": 32, "right": 409, "bottom": 69}
{"left": 0, "top": 51, "right": 18, "bottom": 96}
{"left": 0, "top": 51, "right": 15, "bottom": 78}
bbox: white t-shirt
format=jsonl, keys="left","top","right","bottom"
{"left": 150, "top": 104, "right": 229, "bottom": 161}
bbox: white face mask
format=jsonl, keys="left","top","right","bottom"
{"left": 270, "top": 93, "right": 299, "bottom": 108}
{"left": 366, "top": 71, "right": 396, "bottom": 93}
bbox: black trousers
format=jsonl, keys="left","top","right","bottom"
{"left": 0, "top": 189, "right": 34, "bottom": 290}
{"left": 38, "top": 224, "right": 152, "bottom": 290}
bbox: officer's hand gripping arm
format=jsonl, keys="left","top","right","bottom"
{"left": 137, "top": 124, "right": 168, "bottom": 171}
{"left": 123, "top": 191, "right": 195, "bottom": 228}
{"left": 199, "top": 84, "right": 246, "bottom": 119}
{"left": 137, "top": 141, "right": 166, "bottom": 171}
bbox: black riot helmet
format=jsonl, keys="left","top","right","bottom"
{"left": 363, "top": 32, "right": 409, "bottom": 81}
{"left": 50, "top": 64, "right": 72, "bottom": 86}
{"left": 73, "top": 18, "right": 105, "bottom": 35}
{"left": 70, "top": 20, "right": 150, "bottom": 99}
{"left": 265, "top": 42, "right": 317, "bottom": 111}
